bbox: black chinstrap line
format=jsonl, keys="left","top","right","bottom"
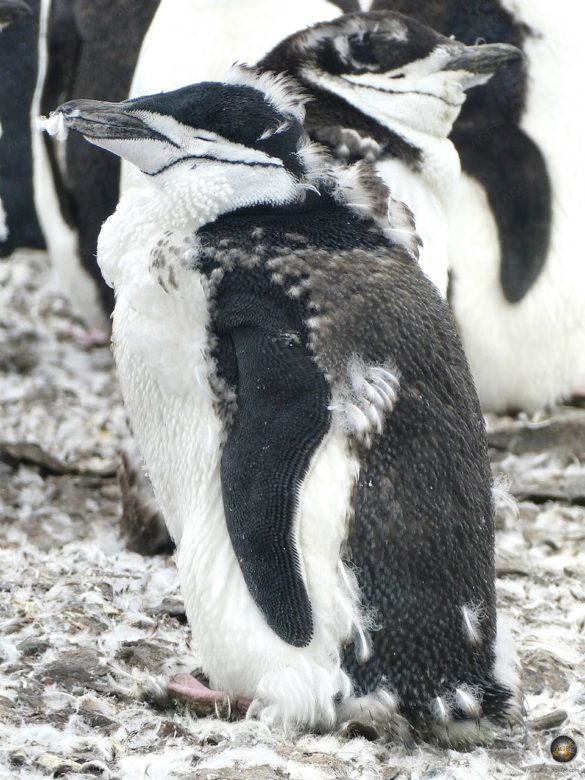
{"left": 340, "top": 76, "right": 463, "bottom": 109}
{"left": 144, "top": 153, "right": 285, "bottom": 177}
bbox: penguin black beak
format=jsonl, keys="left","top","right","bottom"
{"left": 51, "top": 99, "right": 168, "bottom": 142}
{"left": 0, "top": 0, "right": 32, "bottom": 26}
{"left": 443, "top": 43, "right": 523, "bottom": 74}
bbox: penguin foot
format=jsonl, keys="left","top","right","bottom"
{"left": 68, "top": 326, "right": 111, "bottom": 348}
{"left": 168, "top": 674, "right": 250, "bottom": 715}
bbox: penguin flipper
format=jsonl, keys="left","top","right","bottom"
{"left": 219, "top": 325, "right": 330, "bottom": 648}
{"left": 453, "top": 122, "right": 552, "bottom": 303}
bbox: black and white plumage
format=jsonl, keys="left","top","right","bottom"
{"left": 446, "top": 0, "right": 585, "bottom": 411}
{"left": 327, "top": 0, "right": 585, "bottom": 412}
{"left": 370, "top": 0, "right": 547, "bottom": 304}
{"left": 35, "top": 0, "right": 354, "bottom": 325}
{"left": 36, "top": 0, "right": 359, "bottom": 554}
{"left": 260, "top": 11, "right": 521, "bottom": 297}
{"left": 43, "top": 66, "right": 520, "bottom": 741}
{"left": 0, "top": 0, "right": 45, "bottom": 256}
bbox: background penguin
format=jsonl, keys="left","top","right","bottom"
{"left": 32, "top": 0, "right": 160, "bottom": 327}
{"left": 370, "top": 0, "right": 548, "bottom": 304}
{"left": 333, "top": 0, "right": 585, "bottom": 412}
{"left": 43, "top": 66, "right": 520, "bottom": 741}
{"left": 447, "top": 0, "right": 585, "bottom": 411}
{"left": 0, "top": 0, "right": 45, "bottom": 256}
{"left": 259, "top": 11, "right": 521, "bottom": 296}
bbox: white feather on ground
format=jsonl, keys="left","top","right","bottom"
{"left": 0, "top": 250, "right": 584, "bottom": 779}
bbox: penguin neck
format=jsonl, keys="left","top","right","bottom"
{"left": 382, "top": 122, "right": 462, "bottom": 206}
{"left": 137, "top": 160, "right": 307, "bottom": 233}
{"left": 98, "top": 160, "right": 306, "bottom": 289}
{"left": 304, "top": 70, "right": 464, "bottom": 197}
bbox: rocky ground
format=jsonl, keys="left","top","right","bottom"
{"left": 0, "top": 250, "right": 583, "bottom": 779}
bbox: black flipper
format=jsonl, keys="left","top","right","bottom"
{"left": 453, "top": 121, "right": 552, "bottom": 303}
{"left": 214, "top": 274, "right": 330, "bottom": 648}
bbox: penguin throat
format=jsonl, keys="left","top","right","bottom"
{"left": 143, "top": 160, "right": 307, "bottom": 232}
{"left": 303, "top": 68, "right": 465, "bottom": 146}
{"left": 97, "top": 161, "right": 307, "bottom": 289}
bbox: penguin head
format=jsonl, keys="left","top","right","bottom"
{"left": 50, "top": 66, "right": 311, "bottom": 181}
{"left": 0, "top": 0, "right": 31, "bottom": 29}
{"left": 260, "top": 11, "right": 522, "bottom": 139}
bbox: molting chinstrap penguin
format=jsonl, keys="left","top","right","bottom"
{"left": 259, "top": 10, "right": 521, "bottom": 297}
{"left": 371, "top": 0, "right": 585, "bottom": 411}
{"left": 43, "top": 66, "right": 521, "bottom": 742}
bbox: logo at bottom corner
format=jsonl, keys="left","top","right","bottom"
{"left": 550, "top": 735, "right": 578, "bottom": 763}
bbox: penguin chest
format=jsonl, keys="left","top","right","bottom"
{"left": 377, "top": 157, "right": 450, "bottom": 296}
{"left": 111, "top": 245, "right": 222, "bottom": 546}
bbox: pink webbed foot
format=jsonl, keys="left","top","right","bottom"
{"left": 67, "top": 326, "right": 111, "bottom": 348}
{"left": 168, "top": 673, "right": 251, "bottom": 716}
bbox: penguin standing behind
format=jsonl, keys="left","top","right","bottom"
{"left": 447, "top": 0, "right": 585, "bottom": 411}
{"left": 32, "top": 0, "right": 160, "bottom": 327}
{"left": 0, "top": 0, "right": 45, "bottom": 256}
{"left": 43, "top": 66, "right": 520, "bottom": 741}
{"left": 361, "top": 0, "right": 585, "bottom": 412}
{"left": 259, "top": 11, "right": 521, "bottom": 296}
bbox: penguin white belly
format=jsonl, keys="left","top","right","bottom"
{"left": 450, "top": 0, "right": 585, "bottom": 412}
{"left": 122, "top": 0, "right": 341, "bottom": 191}
{"left": 100, "top": 188, "right": 363, "bottom": 730}
{"left": 376, "top": 157, "right": 450, "bottom": 296}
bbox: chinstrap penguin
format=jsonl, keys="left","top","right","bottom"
{"left": 370, "top": 0, "right": 548, "bottom": 304}
{"left": 260, "top": 11, "right": 522, "bottom": 297}
{"left": 43, "top": 65, "right": 521, "bottom": 743}
{"left": 370, "top": 0, "right": 585, "bottom": 412}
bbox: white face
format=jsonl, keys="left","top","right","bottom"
{"left": 304, "top": 45, "right": 491, "bottom": 140}
{"left": 84, "top": 112, "right": 287, "bottom": 178}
